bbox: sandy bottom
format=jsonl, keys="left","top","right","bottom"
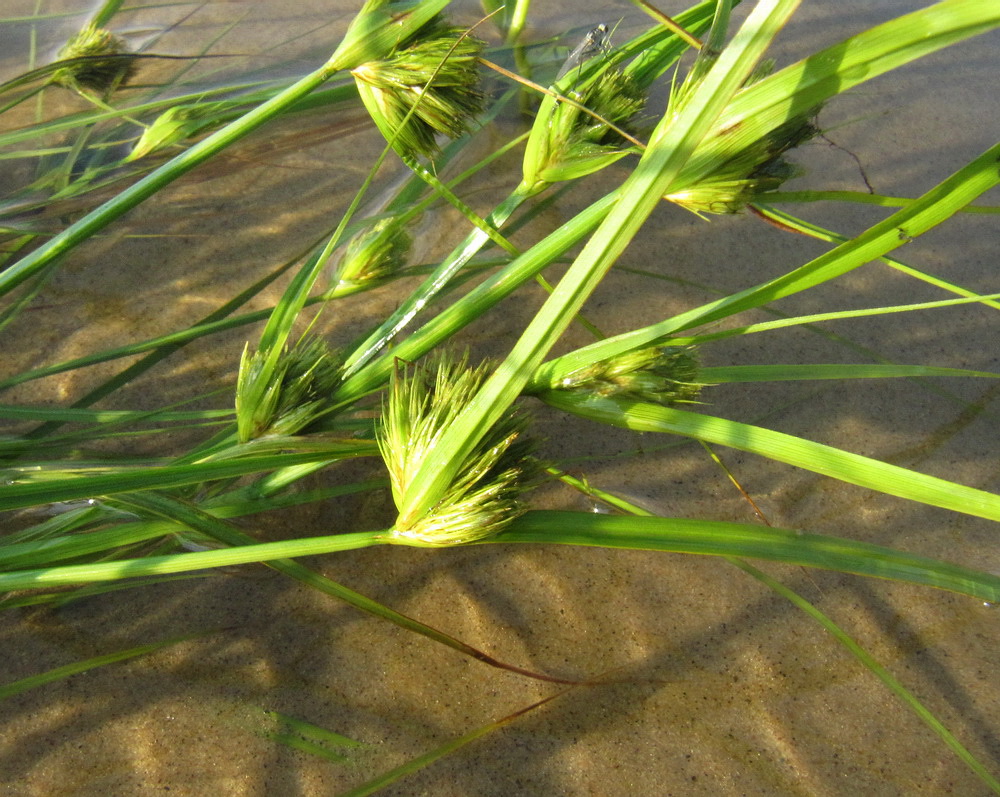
{"left": 2, "top": 1, "right": 999, "bottom": 795}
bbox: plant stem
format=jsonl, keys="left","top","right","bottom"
{"left": 341, "top": 190, "right": 529, "bottom": 376}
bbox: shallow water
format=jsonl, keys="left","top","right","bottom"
{"left": 2, "top": 1, "right": 999, "bottom": 794}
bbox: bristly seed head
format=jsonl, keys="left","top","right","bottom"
{"left": 378, "top": 351, "right": 537, "bottom": 546}
{"left": 351, "top": 18, "right": 486, "bottom": 160}
{"left": 334, "top": 218, "right": 412, "bottom": 289}
{"left": 51, "top": 23, "right": 136, "bottom": 95}
{"left": 236, "top": 336, "right": 343, "bottom": 442}
{"left": 663, "top": 58, "right": 820, "bottom": 216}
{"left": 550, "top": 346, "right": 705, "bottom": 405}
{"left": 522, "top": 67, "right": 647, "bottom": 192}
{"left": 665, "top": 114, "right": 819, "bottom": 216}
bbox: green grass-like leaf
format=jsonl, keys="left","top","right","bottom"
{"left": 541, "top": 391, "right": 1000, "bottom": 523}
{"left": 494, "top": 510, "right": 1000, "bottom": 603}
{"left": 0, "top": 629, "right": 217, "bottom": 700}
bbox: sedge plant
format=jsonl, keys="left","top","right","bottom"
{"left": 2, "top": 0, "right": 1000, "bottom": 792}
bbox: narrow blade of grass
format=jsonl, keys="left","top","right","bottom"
{"left": 0, "top": 441, "right": 378, "bottom": 512}
{"left": 700, "top": 363, "right": 1000, "bottom": 382}
{"left": 494, "top": 510, "right": 1000, "bottom": 603}
{"left": 728, "top": 558, "right": 1000, "bottom": 795}
{"left": 541, "top": 391, "right": 1000, "bottom": 523}
{"left": 338, "top": 688, "right": 572, "bottom": 797}
{"left": 0, "top": 629, "right": 219, "bottom": 699}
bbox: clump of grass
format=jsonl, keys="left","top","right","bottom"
{"left": 2, "top": 0, "right": 1000, "bottom": 793}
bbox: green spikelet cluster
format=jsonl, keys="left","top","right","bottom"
{"left": 51, "top": 23, "right": 136, "bottom": 95}
{"left": 334, "top": 218, "right": 412, "bottom": 289}
{"left": 521, "top": 68, "right": 646, "bottom": 193}
{"left": 665, "top": 115, "right": 818, "bottom": 216}
{"left": 236, "top": 337, "right": 342, "bottom": 442}
{"left": 552, "top": 347, "right": 704, "bottom": 405}
{"left": 663, "top": 58, "right": 818, "bottom": 216}
{"left": 351, "top": 19, "right": 485, "bottom": 159}
{"left": 378, "top": 352, "right": 537, "bottom": 546}
{"left": 127, "top": 103, "right": 226, "bottom": 161}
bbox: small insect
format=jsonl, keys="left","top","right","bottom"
{"left": 555, "top": 22, "right": 612, "bottom": 82}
